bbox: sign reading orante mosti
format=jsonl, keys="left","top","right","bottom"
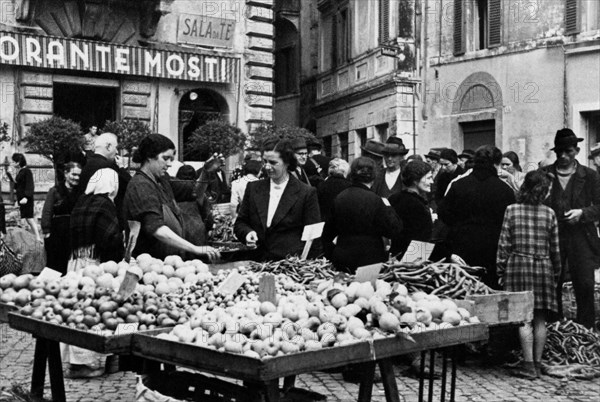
{"left": 0, "top": 31, "right": 239, "bottom": 83}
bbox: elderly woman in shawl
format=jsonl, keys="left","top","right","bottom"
{"left": 70, "top": 168, "right": 124, "bottom": 264}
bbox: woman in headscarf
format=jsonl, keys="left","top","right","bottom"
{"left": 70, "top": 168, "right": 124, "bottom": 263}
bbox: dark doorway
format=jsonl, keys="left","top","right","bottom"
{"left": 53, "top": 83, "right": 117, "bottom": 131}
{"left": 460, "top": 119, "right": 496, "bottom": 151}
{"left": 179, "top": 89, "right": 228, "bottom": 161}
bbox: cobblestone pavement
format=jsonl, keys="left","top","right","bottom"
{"left": 1, "top": 324, "right": 598, "bottom": 402}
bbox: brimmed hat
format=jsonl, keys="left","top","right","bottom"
{"left": 382, "top": 136, "right": 409, "bottom": 156}
{"left": 307, "top": 139, "right": 323, "bottom": 151}
{"left": 425, "top": 148, "right": 444, "bottom": 161}
{"left": 291, "top": 137, "right": 308, "bottom": 151}
{"left": 361, "top": 139, "right": 385, "bottom": 157}
{"left": 458, "top": 149, "right": 475, "bottom": 160}
{"left": 551, "top": 128, "right": 583, "bottom": 151}
{"left": 588, "top": 143, "right": 600, "bottom": 159}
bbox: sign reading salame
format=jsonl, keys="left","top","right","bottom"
{"left": 0, "top": 31, "right": 240, "bottom": 83}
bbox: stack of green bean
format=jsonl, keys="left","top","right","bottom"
{"left": 247, "top": 257, "right": 341, "bottom": 284}
{"left": 544, "top": 320, "right": 600, "bottom": 367}
{"left": 379, "top": 261, "right": 494, "bottom": 298}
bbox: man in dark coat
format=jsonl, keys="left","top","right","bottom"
{"left": 235, "top": 139, "right": 321, "bottom": 261}
{"left": 305, "top": 139, "right": 331, "bottom": 187}
{"left": 79, "top": 133, "right": 131, "bottom": 229}
{"left": 589, "top": 143, "right": 600, "bottom": 174}
{"left": 373, "top": 136, "right": 409, "bottom": 198}
{"left": 542, "top": 129, "right": 600, "bottom": 328}
{"left": 434, "top": 148, "right": 465, "bottom": 206}
{"left": 438, "top": 145, "right": 516, "bottom": 289}
{"left": 317, "top": 158, "right": 351, "bottom": 225}
{"left": 290, "top": 138, "right": 311, "bottom": 185}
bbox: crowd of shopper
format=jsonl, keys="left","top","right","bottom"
{"left": 1, "top": 126, "right": 598, "bottom": 380}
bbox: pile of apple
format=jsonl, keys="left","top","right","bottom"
{"left": 154, "top": 279, "right": 480, "bottom": 359}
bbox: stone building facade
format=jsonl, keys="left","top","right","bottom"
{"left": 274, "top": 0, "right": 423, "bottom": 160}
{"left": 422, "top": 0, "right": 599, "bottom": 168}
{"left": 0, "top": 0, "right": 274, "bottom": 173}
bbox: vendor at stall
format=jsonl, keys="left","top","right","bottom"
{"left": 124, "top": 134, "right": 220, "bottom": 261}
{"left": 234, "top": 138, "right": 321, "bottom": 261}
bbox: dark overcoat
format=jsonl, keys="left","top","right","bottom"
{"left": 323, "top": 183, "right": 402, "bottom": 272}
{"left": 438, "top": 166, "right": 516, "bottom": 288}
{"left": 388, "top": 190, "right": 433, "bottom": 258}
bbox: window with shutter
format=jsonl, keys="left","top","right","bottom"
{"left": 565, "top": 0, "right": 580, "bottom": 34}
{"left": 379, "top": 0, "right": 390, "bottom": 44}
{"left": 454, "top": 0, "right": 466, "bottom": 55}
{"left": 488, "top": 0, "right": 501, "bottom": 47}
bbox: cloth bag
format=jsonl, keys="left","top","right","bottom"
{"left": 4, "top": 227, "right": 45, "bottom": 274}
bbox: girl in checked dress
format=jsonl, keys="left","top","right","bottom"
{"left": 497, "top": 171, "right": 561, "bottom": 379}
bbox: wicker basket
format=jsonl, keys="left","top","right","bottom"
{"left": 562, "top": 281, "right": 600, "bottom": 320}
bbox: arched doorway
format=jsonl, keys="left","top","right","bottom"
{"left": 179, "top": 89, "right": 229, "bottom": 161}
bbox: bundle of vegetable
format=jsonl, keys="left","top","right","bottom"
{"left": 208, "top": 212, "right": 236, "bottom": 243}
{"left": 544, "top": 320, "right": 600, "bottom": 368}
{"left": 379, "top": 261, "right": 495, "bottom": 298}
{"left": 247, "top": 257, "right": 342, "bottom": 285}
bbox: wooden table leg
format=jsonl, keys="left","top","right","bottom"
{"left": 378, "top": 358, "right": 400, "bottom": 402}
{"left": 31, "top": 338, "right": 48, "bottom": 399}
{"left": 262, "top": 379, "right": 280, "bottom": 402}
{"left": 47, "top": 340, "right": 66, "bottom": 402}
{"left": 357, "top": 362, "right": 376, "bottom": 402}
{"left": 282, "top": 375, "right": 296, "bottom": 392}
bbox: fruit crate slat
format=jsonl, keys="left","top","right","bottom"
{"left": 463, "top": 291, "right": 534, "bottom": 325}
{"left": 132, "top": 325, "right": 488, "bottom": 382}
{"left": 0, "top": 302, "right": 18, "bottom": 323}
{"left": 8, "top": 313, "right": 133, "bottom": 354}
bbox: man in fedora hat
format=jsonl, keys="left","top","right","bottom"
{"left": 458, "top": 149, "right": 475, "bottom": 170}
{"left": 589, "top": 142, "right": 600, "bottom": 173}
{"left": 542, "top": 128, "right": 600, "bottom": 329}
{"left": 361, "top": 139, "right": 385, "bottom": 169}
{"left": 373, "top": 136, "right": 409, "bottom": 198}
{"left": 290, "top": 137, "right": 311, "bottom": 186}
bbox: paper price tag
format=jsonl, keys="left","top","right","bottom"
{"left": 37, "top": 268, "right": 62, "bottom": 283}
{"left": 355, "top": 263, "right": 382, "bottom": 286}
{"left": 301, "top": 222, "right": 325, "bottom": 241}
{"left": 400, "top": 241, "right": 435, "bottom": 263}
{"left": 216, "top": 271, "right": 246, "bottom": 295}
{"left": 259, "top": 274, "right": 276, "bottom": 304}
{"left": 118, "top": 270, "right": 140, "bottom": 299}
{"left": 115, "top": 323, "right": 139, "bottom": 335}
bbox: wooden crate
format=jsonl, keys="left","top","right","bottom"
{"left": 458, "top": 291, "right": 534, "bottom": 325}
{"left": 132, "top": 324, "right": 488, "bottom": 382}
{"left": 8, "top": 313, "right": 135, "bottom": 354}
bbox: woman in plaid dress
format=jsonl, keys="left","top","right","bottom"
{"left": 497, "top": 171, "right": 561, "bottom": 379}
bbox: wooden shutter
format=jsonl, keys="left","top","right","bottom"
{"left": 379, "top": 0, "right": 390, "bottom": 44}
{"left": 488, "top": 0, "right": 502, "bottom": 47}
{"left": 454, "top": 0, "right": 466, "bottom": 55}
{"left": 565, "top": 0, "right": 580, "bottom": 34}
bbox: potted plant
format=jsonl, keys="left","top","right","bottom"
{"left": 250, "top": 122, "right": 318, "bottom": 150}
{"left": 102, "top": 119, "right": 153, "bottom": 168}
{"left": 184, "top": 120, "right": 247, "bottom": 161}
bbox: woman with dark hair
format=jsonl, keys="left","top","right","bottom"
{"left": 322, "top": 157, "right": 402, "bottom": 273}
{"left": 41, "top": 162, "right": 82, "bottom": 273}
{"left": 497, "top": 171, "right": 560, "bottom": 379}
{"left": 501, "top": 151, "right": 526, "bottom": 192}
{"left": 124, "top": 134, "right": 220, "bottom": 261}
{"left": 7, "top": 153, "right": 42, "bottom": 243}
{"left": 438, "top": 145, "right": 516, "bottom": 288}
{"left": 389, "top": 161, "right": 434, "bottom": 258}
{"left": 234, "top": 139, "right": 321, "bottom": 260}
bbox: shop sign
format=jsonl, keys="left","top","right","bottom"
{"left": 0, "top": 31, "right": 239, "bottom": 83}
{"left": 177, "top": 14, "right": 236, "bottom": 48}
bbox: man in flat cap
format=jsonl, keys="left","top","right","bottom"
{"left": 304, "top": 139, "right": 331, "bottom": 187}
{"left": 291, "top": 138, "right": 311, "bottom": 185}
{"left": 542, "top": 128, "right": 600, "bottom": 329}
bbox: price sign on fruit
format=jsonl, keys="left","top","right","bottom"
{"left": 301, "top": 222, "right": 325, "bottom": 259}
{"left": 355, "top": 263, "right": 382, "bottom": 286}
{"left": 258, "top": 274, "right": 276, "bottom": 304}
{"left": 37, "top": 268, "right": 62, "bottom": 283}
{"left": 215, "top": 271, "right": 246, "bottom": 295}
